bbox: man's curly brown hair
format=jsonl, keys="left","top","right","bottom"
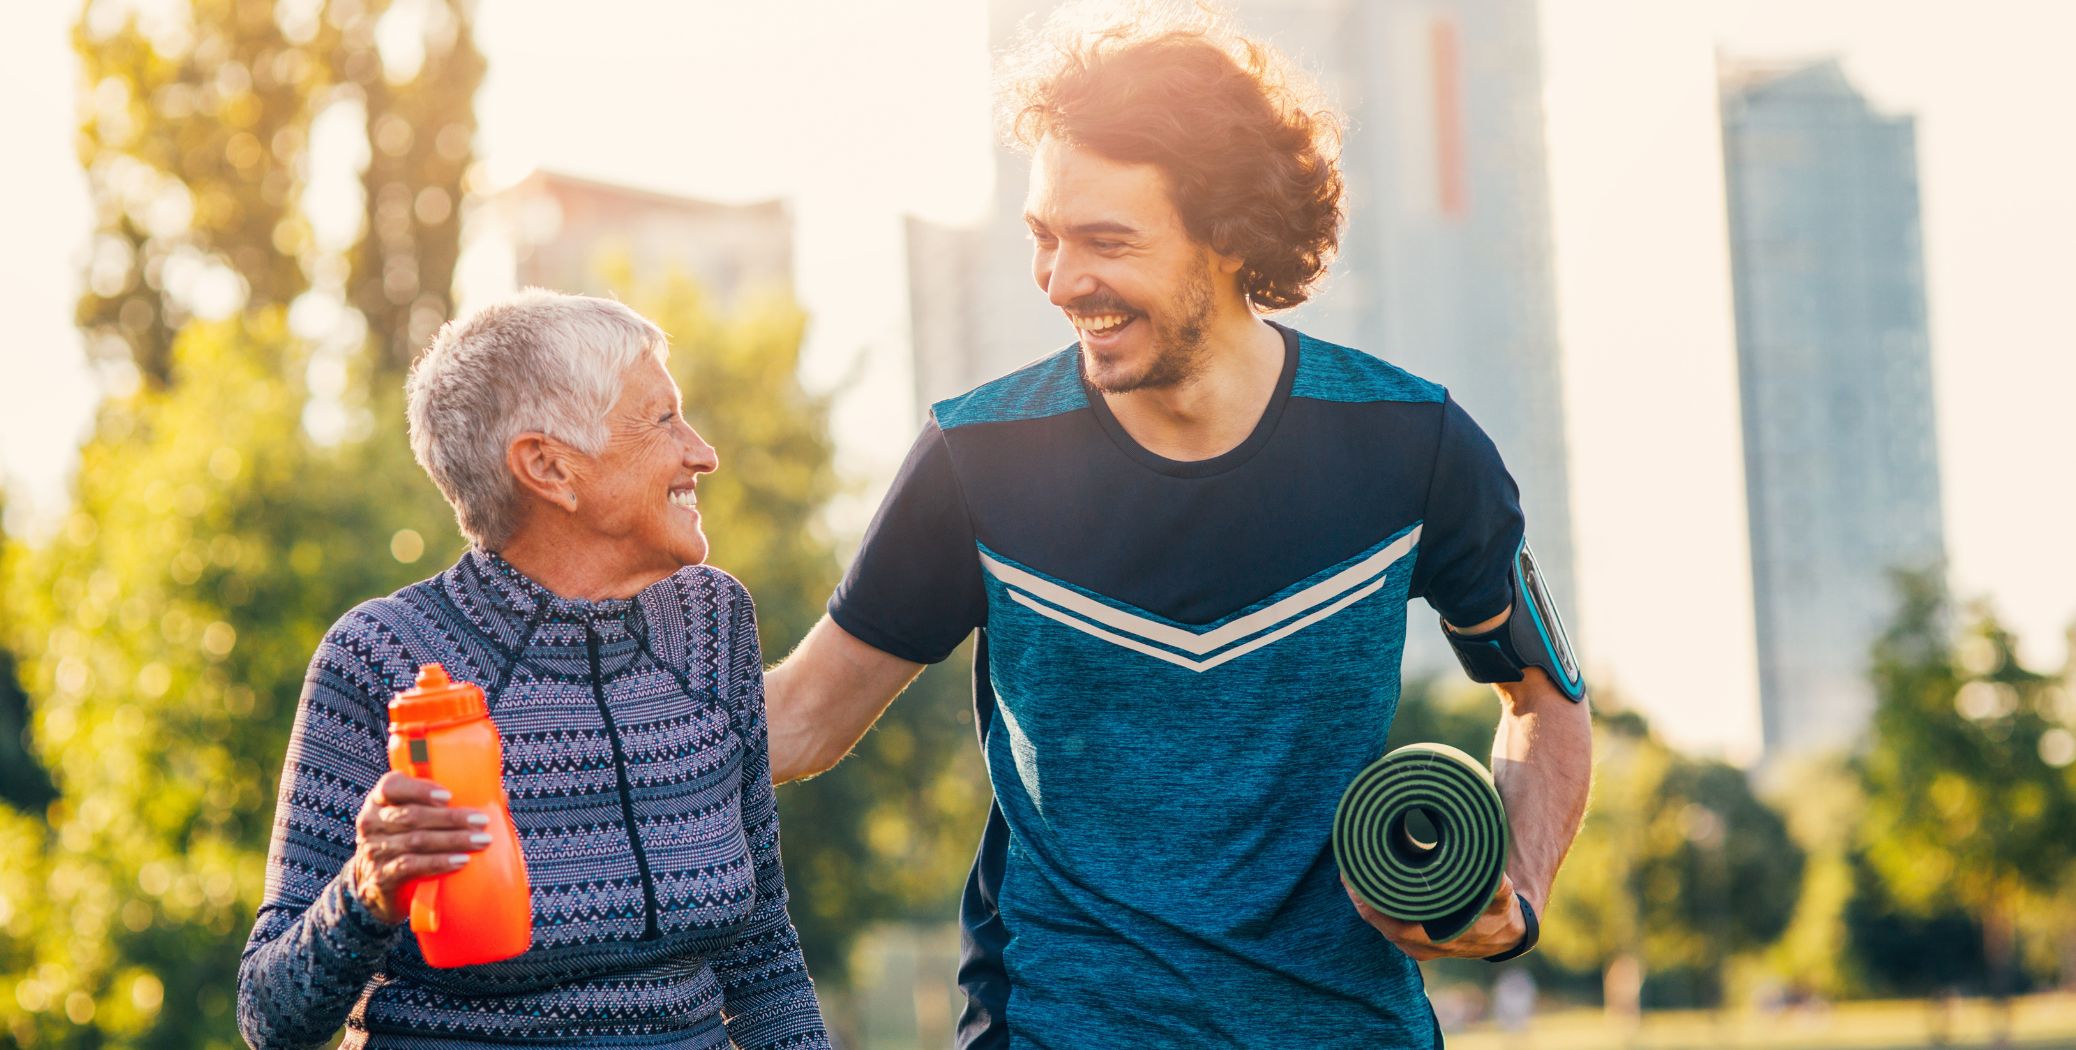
{"left": 1001, "top": 5, "right": 1345, "bottom": 311}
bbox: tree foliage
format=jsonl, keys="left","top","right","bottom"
{"left": 341, "top": 1, "right": 483, "bottom": 376}
{"left": 1857, "top": 569, "right": 2076, "bottom": 994}
{"left": 0, "top": 497, "right": 58, "bottom": 816}
{"left": 0, "top": 649, "right": 53, "bottom": 817}
{"left": 73, "top": 0, "right": 328, "bottom": 384}
{"left": 1385, "top": 676, "right": 1497, "bottom": 759}
{"left": 72, "top": 0, "right": 479, "bottom": 387}
{"left": 0, "top": 315, "right": 460, "bottom": 1048}
{"left": 1758, "top": 754, "right": 1872, "bottom": 1000}
{"left": 1540, "top": 706, "right": 1803, "bottom": 1009}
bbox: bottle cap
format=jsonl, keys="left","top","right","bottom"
{"left": 390, "top": 663, "right": 488, "bottom": 728}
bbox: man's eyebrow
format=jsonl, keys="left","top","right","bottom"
{"left": 1066, "top": 220, "right": 1140, "bottom": 237}
{"left": 1024, "top": 215, "right": 1141, "bottom": 238}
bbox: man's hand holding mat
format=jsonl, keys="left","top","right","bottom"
{"left": 1346, "top": 876, "right": 1528, "bottom": 962}
{"left": 1334, "top": 743, "right": 1534, "bottom": 962}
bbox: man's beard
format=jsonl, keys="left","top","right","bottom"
{"left": 1080, "top": 265, "right": 1215, "bottom": 395}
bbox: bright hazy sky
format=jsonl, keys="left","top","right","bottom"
{"left": 2, "top": 1, "right": 2071, "bottom": 761}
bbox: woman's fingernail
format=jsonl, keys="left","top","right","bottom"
{"left": 466, "top": 812, "right": 489, "bottom": 827}
{"left": 469, "top": 832, "right": 492, "bottom": 847}
{"left": 430, "top": 789, "right": 453, "bottom": 803}
{"left": 448, "top": 854, "right": 470, "bottom": 866}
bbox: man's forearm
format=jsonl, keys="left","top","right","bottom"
{"left": 1489, "top": 670, "right": 1592, "bottom": 914}
{"left": 764, "top": 658, "right": 846, "bottom": 784}
{"left": 765, "top": 617, "right": 926, "bottom": 784}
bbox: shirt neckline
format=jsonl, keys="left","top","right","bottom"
{"left": 466, "top": 548, "right": 645, "bottom": 625}
{"left": 1082, "top": 320, "right": 1300, "bottom": 479}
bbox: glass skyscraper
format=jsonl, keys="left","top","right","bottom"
{"left": 1720, "top": 59, "right": 1946, "bottom": 758}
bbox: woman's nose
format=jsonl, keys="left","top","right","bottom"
{"left": 684, "top": 429, "right": 719, "bottom": 474}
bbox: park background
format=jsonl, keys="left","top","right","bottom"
{"left": 1, "top": 0, "right": 2073, "bottom": 1046}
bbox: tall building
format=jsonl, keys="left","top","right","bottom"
{"left": 489, "top": 169, "right": 793, "bottom": 302}
{"left": 1720, "top": 59, "right": 1946, "bottom": 758}
{"left": 907, "top": 0, "right": 1581, "bottom": 658}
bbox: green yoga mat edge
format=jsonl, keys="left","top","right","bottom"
{"left": 1332, "top": 741, "right": 1510, "bottom": 944}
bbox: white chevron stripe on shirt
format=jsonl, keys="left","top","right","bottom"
{"left": 980, "top": 525, "right": 1420, "bottom": 671}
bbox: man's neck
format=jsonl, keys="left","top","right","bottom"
{"left": 1102, "top": 313, "right": 1286, "bottom": 462}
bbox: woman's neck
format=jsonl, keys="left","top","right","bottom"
{"left": 494, "top": 525, "right": 674, "bottom": 602}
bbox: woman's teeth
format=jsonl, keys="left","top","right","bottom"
{"left": 669, "top": 489, "right": 698, "bottom": 510}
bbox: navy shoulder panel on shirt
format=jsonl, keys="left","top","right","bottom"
{"left": 933, "top": 345, "right": 1088, "bottom": 430}
{"left": 1291, "top": 332, "right": 1446, "bottom": 405}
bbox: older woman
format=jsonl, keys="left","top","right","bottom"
{"left": 236, "top": 291, "right": 828, "bottom": 1049}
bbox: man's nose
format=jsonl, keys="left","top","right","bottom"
{"left": 1044, "top": 248, "right": 1095, "bottom": 309}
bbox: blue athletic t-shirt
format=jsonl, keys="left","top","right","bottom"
{"left": 828, "top": 322, "right": 1523, "bottom": 1049}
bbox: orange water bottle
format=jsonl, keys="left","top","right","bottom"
{"left": 386, "top": 663, "right": 532, "bottom": 967}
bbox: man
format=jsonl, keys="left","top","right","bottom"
{"left": 767, "top": 12, "right": 1591, "bottom": 1048}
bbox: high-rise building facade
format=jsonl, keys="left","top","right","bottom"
{"left": 1720, "top": 59, "right": 1946, "bottom": 757}
{"left": 908, "top": 0, "right": 1581, "bottom": 654}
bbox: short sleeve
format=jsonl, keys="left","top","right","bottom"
{"left": 1410, "top": 395, "right": 1524, "bottom": 629}
{"left": 827, "top": 417, "right": 987, "bottom": 664}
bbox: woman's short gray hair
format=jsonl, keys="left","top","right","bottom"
{"left": 406, "top": 289, "right": 667, "bottom": 549}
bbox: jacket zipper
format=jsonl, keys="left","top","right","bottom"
{"left": 587, "top": 624, "right": 661, "bottom": 939}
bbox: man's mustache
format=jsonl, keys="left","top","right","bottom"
{"left": 1065, "top": 293, "right": 1140, "bottom": 316}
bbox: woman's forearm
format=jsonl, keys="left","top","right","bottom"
{"left": 709, "top": 833, "right": 827, "bottom": 1049}
{"left": 236, "top": 873, "right": 400, "bottom": 1049}
{"left": 715, "top": 693, "right": 829, "bottom": 1045}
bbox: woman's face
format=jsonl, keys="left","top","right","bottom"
{"left": 567, "top": 355, "right": 719, "bottom": 574}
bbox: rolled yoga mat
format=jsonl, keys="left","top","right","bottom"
{"left": 1332, "top": 742, "right": 1509, "bottom": 943}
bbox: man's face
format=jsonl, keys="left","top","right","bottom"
{"left": 1024, "top": 137, "right": 1234, "bottom": 394}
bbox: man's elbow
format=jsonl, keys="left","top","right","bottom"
{"left": 772, "top": 746, "right": 842, "bottom": 785}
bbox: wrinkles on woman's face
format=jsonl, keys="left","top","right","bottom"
{"left": 572, "top": 356, "right": 720, "bottom": 574}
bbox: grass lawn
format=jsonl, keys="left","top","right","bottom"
{"left": 1444, "top": 993, "right": 2076, "bottom": 1049}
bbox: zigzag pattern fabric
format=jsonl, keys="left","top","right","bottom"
{"left": 237, "top": 550, "right": 827, "bottom": 1049}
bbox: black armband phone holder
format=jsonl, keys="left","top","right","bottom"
{"left": 1443, "top": 540, "right": 1586, "bottom": 703}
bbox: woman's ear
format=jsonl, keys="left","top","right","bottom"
{"left": 508, "top": 434, "right": 581, "bottom": 513}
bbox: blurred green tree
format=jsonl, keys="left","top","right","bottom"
{"left": 0, "top": 648, "right": 54, "bottom": 817}
{"left": 1539, "top": 705, "right": 1803, "bottom": 1013}
{"left": 72, "top": 0, "right": 480, "bottom": 386}
{"left": 776, "top": 652, "right": 991, "bottom": 991}
{"left": 340, "top": 1, "right": 484, "bottom": 375}
{"left": 0, "top": 496, "right": 58, "bottom": 816}
{"left": 72, "top": 0, "right": 330, "bottom": 385}
{"left": 1760, "top": 754, "right": 1878, "bottom": 1000}
{"left": 1858, "top": 569, "right": 2076, "bottom": 997}
{"left": 1844, "top": 848, "right": 1986, "bottom": 995}
{"left": 1385, "top": 676, "right": 1499, "bottom": 758}
{"left": 0, "top": 314, "right": 460, "bottom": 1048}
{"left": 1760, "top": 753, "right": 1995, "bottom": 1002}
